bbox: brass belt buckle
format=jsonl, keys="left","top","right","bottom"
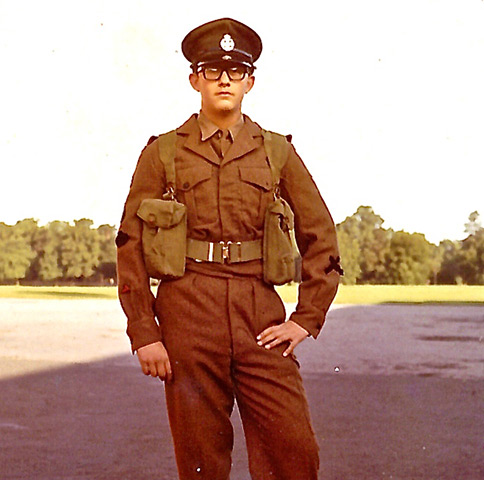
{"left": 220, "top": 241, "right": 231, "bottom": 263}
{"left": 218, "top": 241, "right": 243, "bottom": 263}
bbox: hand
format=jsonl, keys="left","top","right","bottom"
{"left": 136, "top": 341, "right": 173, "bottom": 382}
{"left": 256, "top": 320, "right": 310, "bottom": 357}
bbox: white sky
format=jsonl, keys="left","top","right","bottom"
{"left": 1, "top": 0, "right": 483, "bottom": 244}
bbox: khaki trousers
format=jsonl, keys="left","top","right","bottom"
{"left": 155, "top": 271, "right": 319, "bottom": 480}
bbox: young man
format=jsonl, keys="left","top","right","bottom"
{"left": 117, "top": 18, "right": 341, "bottom": 480}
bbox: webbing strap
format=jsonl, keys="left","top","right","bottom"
{"left": 261, "top": 130, "right": 290, "bottom": 187}
{"left": 157, "top": 130, "right": 177, "bottom": 187}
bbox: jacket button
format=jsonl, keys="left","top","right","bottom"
{"left": 183, "top": 182, "right": 190, "bottom": 189}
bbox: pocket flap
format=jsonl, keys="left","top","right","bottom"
{"left": 137, "top": 199, "right": 186, "bottom": 228}
{"left": 177, "top": 164, "right": 212, "bottom": 191}
{"left": 239, "top": 166, "right": 272, "bottom": 191}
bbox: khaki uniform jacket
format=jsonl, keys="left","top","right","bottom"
{"left": 117, "top": 114, "right": 340, "bottom": 352}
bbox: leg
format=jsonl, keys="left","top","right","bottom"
{"left": 228, "top": 278, "right": 319, "bottom": 480}
{"left": 155, "top": 272, "right": 235, "bottom": 480}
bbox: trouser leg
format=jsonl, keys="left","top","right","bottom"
{"left": 228, "top": 278, "right": 320, "bottom": 480}
{"left": 155, "top": 272, "right": 319, "bottom": 480}
{"left": 155, "top": 272, "right": 234, "bottom": 480}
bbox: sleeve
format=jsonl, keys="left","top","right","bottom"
{"left": 279, "top": 142, "right": 342, "bottom": 338}
{"left": 116, "top": 138, "right": 166, "bottom": 352}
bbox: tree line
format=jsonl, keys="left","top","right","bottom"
{"left": 337, "top": 206, "right": 483, "bottom": 285}
{"left": 0, "top": 219, "right": 116, "bottom": 285}
{"left": 0, "top": 207, "right": 482, "bottom": 285}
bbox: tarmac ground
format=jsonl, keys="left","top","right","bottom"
{"left": 0, "top": 299, "right": 483, "bottom": 479}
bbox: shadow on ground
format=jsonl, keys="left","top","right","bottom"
{"left": 1, "top": 355, "right": 483, "bottom": 479}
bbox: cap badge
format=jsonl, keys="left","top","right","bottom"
{"left": 220, "top": 34, "right": 235, "bottom": 52}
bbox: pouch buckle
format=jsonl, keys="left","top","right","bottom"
{"left": 162, "top": 185, "right": 176, "bottom": 201}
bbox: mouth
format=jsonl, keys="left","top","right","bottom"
{"left": 216, "top": 91, "right": 233, "bottom": 97}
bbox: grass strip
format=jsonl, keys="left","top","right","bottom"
{"left": 0, "top": 286, "right": 118, "bottom": 300}
{"left": 277, "top": 284, "right": 484, "bottom": 304}
{"left": 0, "top": 285, "right": 483, "bottom": 304}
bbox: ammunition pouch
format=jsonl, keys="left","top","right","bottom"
{"left": 263, "top": 197, "right": 298, "bottom": 285}
{"left": 137, "top": 198, "right": 187, "bottom": 279}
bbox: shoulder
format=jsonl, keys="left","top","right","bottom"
{"left": 142, "top": 114, "right": 198, "bottom": 148}
{"left": 138, "top": 114, "right": 197, "bottom": 159}
{"left": 244, "top": 116, "right": 293, "bottom": 143}
{"left": 174, "top": 114, "right": 199, "bottom": 136}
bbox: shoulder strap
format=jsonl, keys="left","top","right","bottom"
{"left": 157, "top": 130, "right": 177, "bottom": 190}
{"left": 261, "top": 130, "right": 290, "bottom": 188}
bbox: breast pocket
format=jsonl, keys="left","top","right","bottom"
{"left": 238, "top": 166, "right": 273, "bottom": 225}
{"left": 177, "top": 164, "right": 214, "bottom": 224}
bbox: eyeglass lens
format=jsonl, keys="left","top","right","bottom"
{"left": 201, "top": 66, "right": 248, "bottom": 81}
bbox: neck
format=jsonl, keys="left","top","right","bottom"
{"left": 201, "top": 108, "right": 243, "bottom": 130}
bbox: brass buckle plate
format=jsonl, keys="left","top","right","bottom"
{"left": 220, "top": 241, "right": 231, "bottom": 263}
{"left": 218, "top": 241, "right": 242, "bottom": 263}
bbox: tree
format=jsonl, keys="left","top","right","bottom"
{"left": 383, "top": 231, "right": 437, "bottom": 284}
{"left": 337, "top": 206, "right": 391, "bottom": 284}
{"left": 97, "top": 224, "right": 116, "bottom": 264}
{"left": 59, "top": 219, "right": 101, "bottom": 279}
{"left": 465, "top": 211, "right": 482, "bottom": 236}
{"left": 30, "top": 221, "right": 70, "bottom": 281}
{"left": 96, "top": 224, "right": 117, "bottom": 283}
{"left": 437, "top": 239, "right": 460, "bottom": 284}
{"left": 437, "top": 212, "right": 484, "bottom": 285}
{"left": 335, "top": 227, "right": 360, "bottom": 285}
{"left": 0, "top": 220, "right": 37, "bottom": 282}
{"left": 459, "top": 212, "right": 484, "bottom": 284}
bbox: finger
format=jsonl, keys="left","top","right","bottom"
{"left": 155, "top": 360, "right": 168, "bottom": 382}
{"left": 148, "top": 362, "right": 158, "bottom": 378}
{"left": 140, "top": 361, "right": 151, "bottom": 376}
{"left": 258, "top": 332, "right": 279, "bottom": 346}
{"left": 256, "top": 326, "right": 277, "bottom": 342}
{"left": 282, "top": 342, "right": 294, "bottom": 357}
{"left": 264, "top": 336, "right": 288, "bottom": 350}
{"left": 258, "top": 327, "right": 287, "bottom": 346}
{"left": 260, "top": 326, "right": 293, "bottom": 346}
{"left": 165, "top": 360, "right": 173, "bottom": 383}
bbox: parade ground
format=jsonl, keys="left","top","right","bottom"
{"left": 0, "top": 298, "right": 483, "bottom": 479}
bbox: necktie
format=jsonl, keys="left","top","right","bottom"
{"left": 212, "top": 130, "right": 232, "bottom": 158}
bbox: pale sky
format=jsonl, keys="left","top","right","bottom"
{"left": 1, "top": 0, "right": 483, "bottom": 244}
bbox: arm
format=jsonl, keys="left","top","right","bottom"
{"left": 257, "top": 141, "right": 341, "bottom": 354}
{"left": 116, "top": 137, "right": 172, "bottom": 379}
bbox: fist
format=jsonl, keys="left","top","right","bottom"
{"left": 136, "top": 341, "right": 173, "bottom": 382}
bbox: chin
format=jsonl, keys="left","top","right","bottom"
{"left": 216, "top": 102, "right": 236, "bottom": 112}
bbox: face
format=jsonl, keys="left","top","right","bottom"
{"left": 189, "top": 63, "right": 255, "bottom": 117}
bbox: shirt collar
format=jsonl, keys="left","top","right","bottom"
{"left": 197, "top": 111, "right": 245, "bottom": 142}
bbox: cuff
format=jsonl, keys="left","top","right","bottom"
{"left": 288, "top": 310, "right": 325, "bottom": 339}
{"left": 127, "top": 316, "right": 162, "bottom": 354}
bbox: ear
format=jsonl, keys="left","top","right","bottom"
{"left": 245, "top": 75, "right": 255, "bottom": 94}
{"left": 189, "top": 72, "right": 200, "bottom": 92}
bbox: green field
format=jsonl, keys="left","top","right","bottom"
{"left": 278, "top": 284, "right": 484, "bottom": 304}
{"left": 0, "top": 286, "right": 117, "bottom": 300}
{"left": 0, "top": 284, "right": 483, "bottom": 304}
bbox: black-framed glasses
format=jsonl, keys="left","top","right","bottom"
{"left": 198, "top": 65, "right": 251, "bottom": 81}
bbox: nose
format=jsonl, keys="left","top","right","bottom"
{"left": 218, "top": 70, "right": 231, "bottom": 84}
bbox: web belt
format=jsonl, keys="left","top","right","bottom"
{"left": 186, "top": 238, "right": 263, "bottom": 264}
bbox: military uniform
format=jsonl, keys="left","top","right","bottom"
{"left": 117, "top": 18, "right": 341, "bottom": 480}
